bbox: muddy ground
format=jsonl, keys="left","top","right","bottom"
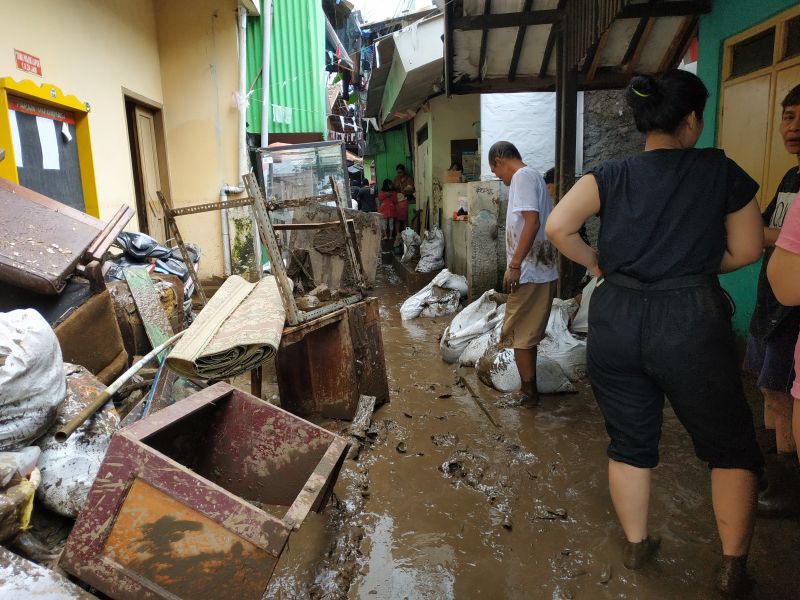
{"left": 264, "top": 265, "right": 800, "bottom": 600}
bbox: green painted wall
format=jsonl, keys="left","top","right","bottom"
{"left": 246, "top": 0, "right": 327, "bottom": 136}
{"left": 696, "top": 0, "right": 797, "bottom": 334}
{"left": 367, "top": 126, "right": 412, "bottom": 189}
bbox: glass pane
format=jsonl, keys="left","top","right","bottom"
{"left": 730, "top": 27, "right": 775, "bottom": 78}
{"left": 785, "top": 16, "right": 800, "bottom": 60}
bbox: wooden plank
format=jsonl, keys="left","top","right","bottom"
{"left": 157, "top": 191, "right": 207, "bottom": 306}
{"left": 586, "top": 28, "right": 611, "bottom": 81}
{"left": 478, "top": 0, "right": 492, "bottom": 80}
{"left": 624, "top": 17, "right": 656, "bottom": 77}
{"left": 347, "top": 395, "right": 376, "bottom": 440}
{"left": 509, "top": 0, "right": 534, "bottom": 82}
{"left": 453, "top": 8, "right": 560, "bottom": 31}
{"left": 618, "top": 0, "right": 710, "bottom": 19}
{"left": 123, "top": 266, "right": 175, "bottom": 361}
{"left": 658, "top": 15, "right": 697, "bottom": 72}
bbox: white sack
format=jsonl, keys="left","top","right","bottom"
{"left": 416, "top": 228, "right": 445, "bottom": 273}
{"left": 36, "top": 364, "right": 119, "bottom": 518}
{"left": 400, "top": 269, "right": 468, "bottom": 320}
{"left": 401, "top": 227, "right": 422, "bottom": 263}
{"left": 571, "top": 277, "right": 597, "bottom": 334}
{"left": 476, "top": 346, "right": 575, "bottom": 394}
{"left": 440, "top": 290, "right": 504, "bottom": 363}
{"left": 539, "top": 298, "right": 587, "bottom": 382}
{"left": 0, "top": 309, "right": 66, "bottom": 450}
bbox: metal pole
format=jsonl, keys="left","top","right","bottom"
{"left": 261, "top": 0, "right": 272, "bottom": 148}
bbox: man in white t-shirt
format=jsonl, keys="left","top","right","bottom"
{"left": 489, "top": 141, "right": 559, "bottom": 406}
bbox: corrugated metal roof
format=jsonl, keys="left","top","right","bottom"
{"left": 246, "top": 0, "right": 328, "bottom": 136}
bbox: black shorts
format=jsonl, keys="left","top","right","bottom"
{"left": 587, "top": 273, "right": 763, "bottom": 473}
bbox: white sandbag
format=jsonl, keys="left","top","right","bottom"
{"left": 401, "top": 227, "right": 422, "bottom": 263}
{"left": 440, "top": 290, "right": 504, "bottom": 363}
{"left": 539, "top": 298, "right": 587, "bottom": 382}
{"left": 420, "top": 287, "right": 461, "bottom": 318}
{"left": 571, "top": 277, "right": 597, "bottom": 334}
{"left": 36, "top": 364, "right": 119, "bottom": 518}
{"left": 400, "top": 269, "right": 468, "bottom": 320}
{"left": 477, "top": 346, "right": 576, "bottom": 394}
{"left": 459, "top": 329, "right": 496, "bottom": 367}
{"left": 0, "top": 309, "right": 66, "bottom": 450}
{"left": 416, "top": 228, "right": 445, "bottom": 272}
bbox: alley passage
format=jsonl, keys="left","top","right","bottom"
{"left": 267, "top": 265, "right": 800, "bottom": 600}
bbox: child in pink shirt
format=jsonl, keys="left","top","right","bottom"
{"left": 768, "top": 192, "right": 800, "bottom": 461}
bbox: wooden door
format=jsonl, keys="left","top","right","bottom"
{"left": 132, "top": 106, "right": 166, "bottom": 242}
{"left": 764, "top": 62, "right": 800, "bottom": 205}
{"left": 719, "top": 73, "right": 772, "bottom": 208}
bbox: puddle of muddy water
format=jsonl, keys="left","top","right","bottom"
{"left": 264, "top": 265, "right": 800, "bottom": 600}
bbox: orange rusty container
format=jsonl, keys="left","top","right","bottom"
{"left": 60, "top": 382, "right": 349, "bottom": 600}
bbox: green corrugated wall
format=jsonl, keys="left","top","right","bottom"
{"left": 246, "top": 0, "right": 327, "bottom": 136}
{"left": 369, "top": 127, "right": 412, "bottom": 188}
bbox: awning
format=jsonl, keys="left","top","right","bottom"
{"left": 444, "top": 0, "right": 710, "bottom": 95}
{"left": 365, "top": 14, "right": 444, "bottom": 130}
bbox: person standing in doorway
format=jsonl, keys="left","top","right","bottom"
{"left": 393, "top": 163, "right": 414, "bottom": 196}
{"left": 489, "top": 141, "right": 558, "bottom": 407}
{"left": 378, "top": 179, "right": 397, "bottom": 239}
{"left": 744, "top": 84, "right": 800, "bottom": 517}
{"left": 546, "top": 70, "right": 764, "bottom": 596}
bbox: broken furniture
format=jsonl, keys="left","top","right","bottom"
{"left": 60, "top": 382, "right": 349, "bottom": 599}
{"left": 276, "top": 296, "right": 389, "bottom": 419}
{"left": 0, "top": 178, "right": 134, "bottom": 383}
{"left": 157, "top": 190, "right": 257, "bottom": 306}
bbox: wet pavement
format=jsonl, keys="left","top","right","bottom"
{"left": 266, "top": 266, "right": 800, "bottom": 599}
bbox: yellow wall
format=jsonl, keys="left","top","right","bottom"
{"left": 0, "top": 0, "right": 243, "bottom": 277}
{"left": 429, "top": 94, "right": 480, "bottom": 185}
{"left": 154, "top": 0, "right": 243, "bottom": 278}
{"left": 0, "top": 0, "right": 162, "bottom": 229}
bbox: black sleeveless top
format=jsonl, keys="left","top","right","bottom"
{"left": 589, "top": 148, "right": 758, "bottom": 283}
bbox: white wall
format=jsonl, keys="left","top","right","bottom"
{"left": 480, "top": 92, "right": 584, "bottom": 179}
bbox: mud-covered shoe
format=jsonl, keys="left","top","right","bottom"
{"left": 623, "top": 536, "right": 660, "bottom": 570}
{"left": 520, "top": 380, "right": 539, "bottom": 408}
{"left": 757, "top": 453, "right": 800, "bottom": 518}
{"left": 716, "top": 555, "right": 752, "bottom": 598}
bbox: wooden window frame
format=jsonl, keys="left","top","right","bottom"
{"left": 0, "top": 77, "right": 98, "bottom": 217}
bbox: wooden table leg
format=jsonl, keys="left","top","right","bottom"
{"left": 251, "top": 365, "right": 263, "bottom": 399}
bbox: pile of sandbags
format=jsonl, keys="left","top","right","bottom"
{"left": 440, "top": 293, "right": 588, "bottom": 394}
{"left": 400, "top": 269, "right": 468, "bottom": 320}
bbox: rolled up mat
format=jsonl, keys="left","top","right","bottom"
{"left": 166, "top": 275, "right": 285, "bottom": 380}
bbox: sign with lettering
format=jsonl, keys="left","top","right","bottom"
{"left": 14, "top": 49, "right": 42, "bottom": 77}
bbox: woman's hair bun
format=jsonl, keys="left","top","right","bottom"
{"left": 627, "top": 74, "right": 661, "bottom": 104}
{"left": 624, "top": 69, "right": 708, "bottom": 134}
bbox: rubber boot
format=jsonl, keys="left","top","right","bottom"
{"left": 520, "top": 380, "right": 539, "bottom": 408}
{"left": 756, "top": 453, "right": 800, "bottom": 518}
{"left": 716, "top": 555, "right": 751, "bottom": 598}
{"left": 622, "top": 536, "right": 660, "bottom": 570}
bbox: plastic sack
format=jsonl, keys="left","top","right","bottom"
{"left": 0, "top": 310, "right": 66, "bottom": 451}
{"left": 420, "top": 287, "right": 461, "bottom": 318}
{"left": 459, "top": 311, "right": 504, "bottom": 367}
{"left": 440, "top": 290, "right": 504, "bottom": 363}
{"left": 400, "top": 269, "right": 468, "bottom": 320}
{"left": 416, "top": 228, "right": 445, "bottom": 272}
{"left": 116, "top": 231, "right": 173, "bottom": 260}
{"left": 476, "top": 346, "right": 575, "bottom": 394}
{"left": 0, "top": 447, "right": 40, "bottom": 487}
{"left": 571, "top": 277, "right": 597, "bottom": 334}
{"left": 36, "top": 364, "right": 119, "bottom": 518}
{"left": 539, "top": 298, "right": 587, "bottom": 382}
{"left": 0, "top": 467, "right": 40, "bottom": 543}
{"left": 401, "top": 228, "right": 422, "bottom": 264}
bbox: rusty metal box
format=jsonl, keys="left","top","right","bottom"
{"left": 276, "top": 296, "right": 389, "bottom": 419}
{"left": 60, "top": 382, "right": 348, "bottom": 600}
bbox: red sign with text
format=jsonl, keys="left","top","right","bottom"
{"left": 14, "top": 49, "right": 41, "bottom": 77}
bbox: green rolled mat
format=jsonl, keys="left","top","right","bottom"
{"left": 166, "top": 275, "right": 285, "bottom": 380}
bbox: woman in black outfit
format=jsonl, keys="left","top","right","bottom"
{"left": 546, "top": 70, "right": 764, "bottom": 597}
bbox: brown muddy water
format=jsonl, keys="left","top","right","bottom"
{"left": 264, "top": 265, "right": 800, "bottom": 600}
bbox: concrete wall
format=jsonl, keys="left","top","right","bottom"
{"left": 582, "top": 90, "right": 644, "bottom": 172}
{"left": 0, "top": 0, "right": 163, "bottom": 227}
{"left": 696, "top": 0, "right": 797, "bottom": 335}
{"left": 154, "top": 0, "right": 242, "bottom": 278}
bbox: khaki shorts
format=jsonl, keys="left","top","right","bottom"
{"left": 501, "top": 280, "right": 557, "bottom": 349}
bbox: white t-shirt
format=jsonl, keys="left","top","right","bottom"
{"left": 506, "top": 166, "right": 559, "bottom": 284}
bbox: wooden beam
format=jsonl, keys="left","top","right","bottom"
{"left": 478, "top": 0, "right": 492, "bottom": 80}
{"left": 509, "top": 0, "right": 534, "bottom": 81}
{"left": 623, "top": 17, "right": 655, "bottom": 76}
{"left": 538, "top": 0, "right": 567, "bottom": 78}
{"left": 658, "top": 15, "right": 697, "bottom": 71}
{"left": 444, "top": 0, "right": 462, "bottom": 96}
{"left": 618, "top": 0, "right": 710, "bottom": 19}
{"left": 449, "top": 70, "right": 633, "bottom": 95}
{"left": 453, "top": 9, "right": 560, "bottom": 31}
{"left": 586, "top": 28, "right": 611, "bottom": 81}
